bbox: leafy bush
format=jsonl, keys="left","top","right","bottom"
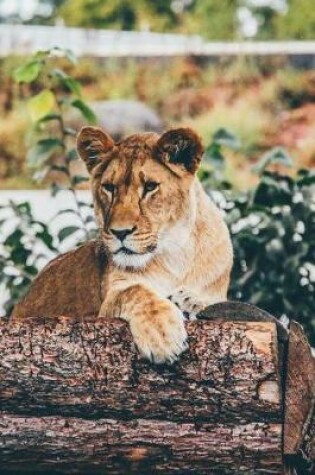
{"left": 0, "top": 201, "right": 57, "bottom": 316}
{"left": 0, "top": 48, "right": 97, "bottom": 315}
{"left": 13, "top": 47, "right": 97, "bottom": 232}
{"left": 201, "top": 131, "right": 315, "bottom": 345}
{"left": 225, "top": 170, "right": 315, "bottom": 345}
{"left": 0, "top": 51, "right": 314, "bottom": 345}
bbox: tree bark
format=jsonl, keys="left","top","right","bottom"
{"left": 0, "top": 318, "right": 281, "bottom": 423}
{"left": 0, "top": 414, "right": 282, "bottom": 474}
{"left": 283, "top": 321, "right": 315, "bottom": 475}
{"left": 0, "top": 314, "right": 284, "bottom": 473}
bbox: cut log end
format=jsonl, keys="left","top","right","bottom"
{"left": 283, "top": 321, "right": 315, "bottom": 473}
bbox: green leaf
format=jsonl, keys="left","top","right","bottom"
{"left": 297, "top": 170, "right": 315, "bottom": 186}
{"left": 58, "top": 226, "right": 81, "bottom": 242}
{"left": 27, "top": 138, "right": 63, "bottom": 167}
{"left": 72, "top": 175, "right": 89, "bottom": 185}
{"left": 252, "top": 147, "right": 293, "bottom": 176}
{"left": 65, "top": 77, "right": 81, "bottom": 97}
{"left": 212, "top": 128, "right": 241, "bottom": 150}
{"left": 50, "top": 47, "right": 77, "bottom": 65}
{"left": 10, "top": 246, "right": 32, "bottom": 266}
{"left": 27, "top": 89, "right": 55, "bottom": 122}
{"left": 37, "top": 113, "right": 61, "bottom": 125}
{"left": 56, "top": 208, "right": 79, "bottom": 216}
{"left": 77, "top": 201, "right": 93, "bottom": 209}
{"left": 50, "top": 164, "right": 69, "bottom": 175}
{"left": 71, "top": 99, "right": 97, "bottom": 124}
{"left": 203, "top": 143, "right": 225, "bottom": 169}
{"left": 51, "top": 69, "right": 82, "bottom": 97}
{"left": 67, "top": 148, "right": 78, "bottom": 162}
{"left": 51, "top": 183, "right": 65, "bottom": 196}
{"left": 36, "top": 228, "right": 56, "bottom": 251}
{"left": 37, "top": 138, "right": 64, "bottom": 149}
{"left": 4, "top": 229, "right": 23, "bottom": 247}
{"left": 34, "top": 50, "right": 50, "bottom": 60}
{"left": 13, "top": 60, "right": 41, "bottom": 83}
{"left": 15, "top": 201, "right": 32, "bottom": 217}
{"left": 24, "top": 265, "right": 38, "bottom": 276}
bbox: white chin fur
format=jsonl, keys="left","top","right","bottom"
{"left": 112, "top": 252, "right": 154, "bottom": 270}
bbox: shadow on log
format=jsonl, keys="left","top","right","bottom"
{"left": 0, "top": 302, "right": 314, "bottom": 474}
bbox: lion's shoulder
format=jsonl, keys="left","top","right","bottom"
{"left": 11, "top": 239, "right": 107, "bottom": 321}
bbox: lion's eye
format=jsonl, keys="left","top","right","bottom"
{"left": 143, "top": 181, "right": 159, "bottom": 195}
{"left": 102, "top": 183, "right": 115, "bottom": 194}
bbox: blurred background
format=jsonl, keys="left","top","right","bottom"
{"left": 0, "top": 1, "right": 314, "bottom": 343}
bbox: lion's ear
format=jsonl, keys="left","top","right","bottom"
{"left": 154, "top": 128, "right": 203, "bottom": 176}
{"left": 76, "top": 126, "right": 114, "bottom": 173}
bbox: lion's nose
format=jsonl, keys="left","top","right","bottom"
{"left": 110, "top": 226, "right": 137, "bottom": 242}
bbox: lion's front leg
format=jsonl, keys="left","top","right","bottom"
{"left": 99, "top": 284, "right": 188, "bottom": 364}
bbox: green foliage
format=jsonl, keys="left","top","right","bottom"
{"left": 274, "top": 0, "right": 315, "bottom": 40}
{"left": 199, "top": 127, "right": 240, "bottom": 189}
{"left": 2, "top": 0, "right": 315, "bottom": 41}
{"left": 0, "top": 201, "right": 57, "bottom": 315}
{"left": 12, "top": 48, "right": 96, "bottom": 196}
{"left": 251, "top": 147, "right": 293, "bottom": 176}
{"left": 13, "top": 61, "right": 42, "bottom": 83}
{"left": 201, "top": 135, "right": 315, "bottom": 345}
{"left": 182, "top": 0, "right": 238, "bottom": 40}
{"left": 59, "top": 0, "right": 141, "bottom": 30}
{"left": 0, "top": 48, "right": 98, "bottom": 314}
{"left": 226, "top": 168, "right": 315, "bottom": 346}
{"left": 1, "top": 51, "right": 314, "bottom": 346}
{"left": 58, "top": 0, "right": 239, "bottom": 40}
{"left": 247, "top": 0, "right": 315, "bottom": 41}
{"left": 248, "top": 6, "right": 275, "bottom": 40}
{"left": 49, "top": 0, "right": 315, "bottom": 41}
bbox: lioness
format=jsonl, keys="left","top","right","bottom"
{"left": 76, "top": 126, "right": 233, "bottom": 363}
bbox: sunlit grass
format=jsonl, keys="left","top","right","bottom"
{"left": 0, "top": 175, "right": 41, "bottom": 190}
{"left": 178, "top": 95, "right": 272, "bottom": 154}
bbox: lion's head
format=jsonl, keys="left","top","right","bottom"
{"left": 77, "top": 126, "right": 204, "bottom": 270}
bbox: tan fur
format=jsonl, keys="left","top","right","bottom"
{"left": 77, "top": 126, "right": 233, "bottom": 363}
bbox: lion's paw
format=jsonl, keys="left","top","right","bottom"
{"left": 129, "top": 303, "right": 188, "bottom": 364}
{"left": 167, "top": 289, "right": 202, "bottom": 321}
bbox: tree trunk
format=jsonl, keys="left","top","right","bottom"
{"left": 0, "top": 311, "right": 284, "bottom": 474}
{"left": 0, "top": 414, "right": 282, "bottom": 474}
{"left": 0, "top": 318, "right": 281, "bottom": 423}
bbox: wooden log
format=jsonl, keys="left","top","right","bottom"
{"left": 0, "top": 413, "right": 282, "bottom": 474}
{"left": 283, "top": 321, "right": 315, "bottom": 474}
{"left": 0, "top": 314, "right": 284, "bottom": 473}
{"left": 0, "top": 318, "right": 281, "bottom": 424}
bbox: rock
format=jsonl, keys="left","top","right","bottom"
{"left": 92, "top": 100, "right": 164, "bottom": 139}
{"left": 69, "top": 100, "right": 164, "bottom": 139}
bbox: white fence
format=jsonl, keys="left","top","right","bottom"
{"left": 0, "top": 24, "right": 315, "bottom": 57}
